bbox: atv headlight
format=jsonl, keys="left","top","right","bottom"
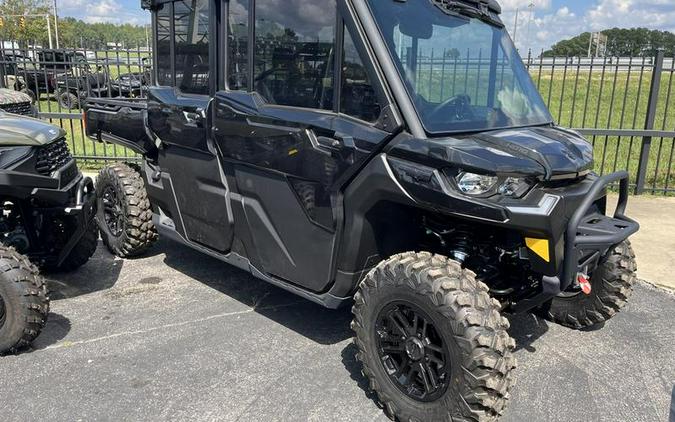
{"left": 498, "top": 177, "right": 532, "bottom": 197}
{"left": 455, "top": 173, "right": 533, "bottom": 198}
{"left": 455, "top": 172, "right": 498, "bottom": 196}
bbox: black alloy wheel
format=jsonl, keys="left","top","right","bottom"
{"left": 102, "top": 185, "right": 124, "bottom": 237}
{"left": 375, "top": 301, "right": 449, "bottom": 402}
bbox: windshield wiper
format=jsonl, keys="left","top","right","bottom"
{"left": 430, "top": 0, "right": 505, "bottom": 28}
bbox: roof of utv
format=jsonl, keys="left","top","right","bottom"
{"left": 141, "top": 0, "right": 502, "bottom": 13}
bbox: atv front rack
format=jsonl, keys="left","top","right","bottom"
{"left": 513, "top": 171, "right": 639, "bottom": 313}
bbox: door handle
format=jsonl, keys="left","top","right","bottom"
{"left": 183, "top": 111, "right": 203, "bottom": 124}
{"left": 316, "top": 135, "right": 359, "bottom": 151}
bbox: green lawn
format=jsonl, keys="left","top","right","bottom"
{"left": 35, "top": 65, "right": 675, "bottom": 192}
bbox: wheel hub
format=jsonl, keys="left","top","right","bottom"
{"left": 375, "top": 302, "right": 450, "bottom": 402}
{"left": 405, "top": 337, "right": 425, "bottom": 361}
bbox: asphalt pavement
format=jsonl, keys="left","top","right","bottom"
{"left": 1, "top": 239, "right": 674, "bottom": 422}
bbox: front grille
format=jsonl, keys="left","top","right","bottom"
{"left": 36, "top": 138, "right": 73, "bottom": 175}
{"left": 0, "top": 101, "right": 33, "bottom": 116}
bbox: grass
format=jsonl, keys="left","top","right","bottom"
{"left": 35, "top": 65, "right": 675, "bottom": 192}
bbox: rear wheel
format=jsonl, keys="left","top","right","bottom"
{"left": 57, "top": 90, "right": 79, "bottom": 110}
{"left": 96, "top": 163, "right": 157, "bottom": 258}
{"left": 352, "top": 252, "right": 516, "bottom": 421}
{"left": 541, "top": 241, "right": 637, "bottom": 329}
{"left": 0, "top": 246, "right": 49, "bottom": 354}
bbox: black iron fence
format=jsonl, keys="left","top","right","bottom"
{"left": 0, "top": 44, "right": 150, "bottom": 164}
{"left": 0, "top": 44, "right": 674, "bottom": 195}
{"left": 525, "top": 50, "right": 675, "bottom": 195}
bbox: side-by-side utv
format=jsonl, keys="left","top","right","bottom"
{"left": 84, "top": 0, "right": 639, "bottom": 420}
{"left": 0, "top": 113, "right": 97, "bottom": 354}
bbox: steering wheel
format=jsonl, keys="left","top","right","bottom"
{"left": 428, "top": 94, "right": 475, "bottom": 122}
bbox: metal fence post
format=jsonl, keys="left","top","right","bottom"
{"left": 635, "top": 49, "right": 665, "bottom": 194}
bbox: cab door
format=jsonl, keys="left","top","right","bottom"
{"left": 146, "top": 0, "right": 235, "bottom": 253}
{"left": 212, "top": 0, "right": 399, "bottom": 292}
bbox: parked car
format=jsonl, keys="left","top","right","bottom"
{"left": 85, "top": 0, "right": 639, "bottom": 420}
{"left": 0, "top": 112, "right": 98, "bottom": 354}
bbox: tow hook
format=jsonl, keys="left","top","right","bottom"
{"left": 577, "top": 274, "right": 592, "bottom": 295}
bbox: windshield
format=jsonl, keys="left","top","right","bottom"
{"left": 367, "top": 0, "right": 552, "bottom": 134}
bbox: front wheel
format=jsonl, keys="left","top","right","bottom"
{"left": 352, "top": 252, "right": 516, "bottom": 422}
{"left": 0, "top": 247, "right": 49, "bottom": 354}
{"left": 96, "top": 163, "right": 157, "bottom": 258}
{"left": 42, "top": 222, "right": 99, "bottom": 273}
{"left": 541, "top": 241, "right": 637, "bottom": 329}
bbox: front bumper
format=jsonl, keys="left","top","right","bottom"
{"left": 512, "top": 171, "right": 639, "bottom": 313}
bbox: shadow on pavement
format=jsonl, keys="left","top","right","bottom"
{"left": 160, "top": 239, "right": 354, "bottom": 345}
{"left": 46, "top": 241, "right": 124, "bottom": 300}
{"left": 30, "top": 312, "right": 71, "bottom": 351}
{"left": 508, "top": 312, "right": 550, "bottom": 353}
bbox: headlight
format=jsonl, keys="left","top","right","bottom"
{"left": 498, "top": 177, "right": 532, "bottom": 197}
{"left": 455, "top": 172, "right": 533, "bottom": 198}
{"left": 455, "top": 172, "right": 498, "bottom": 195}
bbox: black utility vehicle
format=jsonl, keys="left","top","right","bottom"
{"left": 54, "top": 55, "right": 109, "bottom": 110}
{"left": 85, "top": 0, "right": 639, "bottom": 420}
{"left": 0, "top": 113, "right": 97, "bottom": 354}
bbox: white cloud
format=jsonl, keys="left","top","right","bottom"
{"left": 502, "top": 0, "right": 675, "bottom": 55}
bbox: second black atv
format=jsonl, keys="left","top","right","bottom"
{"left": 85, "top": 0, "right": 639, "bottom": 420}
{"left": 0, "top": 112, "right": 97, "bottom": 353}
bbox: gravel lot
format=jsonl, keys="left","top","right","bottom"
{"left": 1, "top": 239, "right": 674, "bottom": 422}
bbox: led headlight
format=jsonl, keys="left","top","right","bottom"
{"left": 498, "top": 177, "right": 532, "bottom": 197}
{"left": 455, "top": 172, "right": 498, "bottom": 196}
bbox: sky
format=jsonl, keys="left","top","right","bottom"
{"left": 57, "top": 0, "right": 675, "bottom": 53}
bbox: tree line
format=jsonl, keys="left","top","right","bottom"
{"left": 543, "top": 28, "right": 675, "bottom": 58}
{"left": 0, "top": 0, "right": 149, "bottom": 49}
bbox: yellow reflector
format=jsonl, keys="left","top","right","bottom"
{"left": 525, "top": 238, "right": 550, "bottom": 262}
{"left": 288, "top": 148, "right": 298, "bottom": 156}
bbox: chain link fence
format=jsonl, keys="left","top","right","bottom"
{"left": 1, "top": 43, "right": 674, "bottom": 195}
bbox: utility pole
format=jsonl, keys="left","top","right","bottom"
{"left": 53, "top": 0, "right": 60, "bottom": 49}
{"left": 46, "top": 15, "right": 53, "bottom": 49}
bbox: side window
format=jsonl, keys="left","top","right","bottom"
{"left": 253, "top": 0, "right": 336, "bottom": 109}
{"left": 341, "top": 26, "right": 381, "bottom": 122}
{"left": 156, "top": 3, "right": 172, "bottom": 86}
{"left": 228, "top": 0, "right": 249, "bottom": 90}
{"left": 174, "top": 0, "right": 210, "bottom": 94}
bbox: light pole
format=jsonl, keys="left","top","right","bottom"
{"left": 52, "top": 0, "right": 60, "bottom": 49}
{"left": 525, "top": 2, "right": 535, "bottom": 52}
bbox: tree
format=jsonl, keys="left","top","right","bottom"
{"left": 0, "top": 0, "right": 52, "bottom": 47}
{"left": 543, "top": 28, "right": 675, "bottom": 57}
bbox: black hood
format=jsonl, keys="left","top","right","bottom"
{"left": 390, "top": 126, "right": 594, "bottom": 180}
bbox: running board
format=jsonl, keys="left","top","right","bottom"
{"left": 153, "top": 213, "right": 350, "bottom": 309}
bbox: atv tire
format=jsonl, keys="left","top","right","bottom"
{"left": 57, "top": 90, "right": 80, "bottom": 110}
{"left": 352, "top": 252, "right": 516, "bottom": 422}
{"left": 96, "top": 163, "right": 157, "bottom": 258}
{"left": 43, "top": 222, "right": 99, "bottom": 272}
{"left": 541, "top": 241, "right": 637, "bottom": 329}
{"left": 0, "top": 246, "right": 49, "bottom": 354}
